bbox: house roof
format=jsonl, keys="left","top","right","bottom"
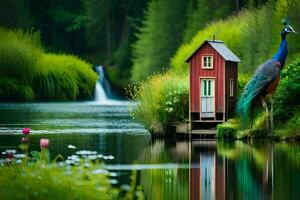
{"left": 185, "top": 40, "right": 241, "bottom": 63}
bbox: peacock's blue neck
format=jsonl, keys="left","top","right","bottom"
{"left": 272, "top": 36, "right": 288, "bottom": 68}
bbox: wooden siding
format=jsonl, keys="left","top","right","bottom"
{"left": 225, "top": 61, "right": 238, "bottom": 118}
{"left": 190, "top": 43, "right": 225, "bottom": 113}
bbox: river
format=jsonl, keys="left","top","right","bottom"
{"left": 0, "top": 102, "right": 300, "bottom": 200}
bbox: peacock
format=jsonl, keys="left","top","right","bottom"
{"left": 237, "top": 19, "right": 297, "bottom": 134}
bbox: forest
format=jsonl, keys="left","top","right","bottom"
{"left": 0, "top": 0, "right": 266, "bottom": 88}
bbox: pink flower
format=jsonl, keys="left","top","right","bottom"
{"left": 22, "top": 128, "right": 30, "bottom": 135}
{"left": 40, "top": 139, "right": 49, "bottom": 149}
{"left": 21, "top": 137, "right": 29, "bottom": 143}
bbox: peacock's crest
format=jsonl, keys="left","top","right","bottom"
{"left": 282, "top": 17, "right": 289, "bottom": 26}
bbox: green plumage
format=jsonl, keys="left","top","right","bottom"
{"left": 237, "top": 60, "right": 280, "bottom": 124}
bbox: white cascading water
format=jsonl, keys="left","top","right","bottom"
{"left": 94, "top": 66, "right": 108, "bottom": 102}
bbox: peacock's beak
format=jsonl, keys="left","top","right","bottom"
{"left": 291, "top": 26, "right": 297, "bottom": 34}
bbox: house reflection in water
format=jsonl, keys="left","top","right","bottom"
{"left": 189, "top": 141, "right": 276, "bottom": 200}
{"left": 190, "top": 141, "right": 226, "bottom": 200}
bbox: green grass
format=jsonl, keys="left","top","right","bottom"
{"left": 217, "top": 119, "right": 238, "bottom": 139}
{"left": 34, "top": 53, "right": 98, "bottom": 101}
{"left": 0, "top": 28, "right": 42, "bottom": 84}
{"left": 0, "top": 28, "right": 98, "bottom": 101}
{"left": 0, "top": 77, "right": 34, "bottom": 101}
{"left": 127, "top": 70, "right": 189, "bottom": 133}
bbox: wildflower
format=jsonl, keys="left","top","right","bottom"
{"left": 40, "top": 139, "right": 49, "bottom": 149}
{"left": 21, "top": 137, "right": 29, "bottom": 144}
{"left": 22, "top": 128, "right": 30, "bottom": 135}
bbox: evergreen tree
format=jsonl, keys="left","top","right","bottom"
{"left": 131, "top": 0, "right": 187, "bottom": 81}
{"left": 183, "top": 0, "right": 236, "bottom": 42}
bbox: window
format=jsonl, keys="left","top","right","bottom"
{"left": 202, "top": 79, "right": 214, "bottom": 97}
{"left": 202, "top": 56, "right": 213, "bottom": 69}
{"left": 230, "top": 79, "right": 234, "bottom": 97}
{"left": 201, "top": 79, "right": 214, "bottom": 117}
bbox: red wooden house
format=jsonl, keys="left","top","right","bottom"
{"left": 185, "top": 40, "right": 240, "bottom": 129}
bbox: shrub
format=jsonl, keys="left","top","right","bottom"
{"left": 128, "top": 70, "right": 189, "bottom": 133}
{"left": 33, "top": 53, "right": 98, "bottom": 101}
{"left": 217, "top": 123, "right": 237, "bottom": 139}
{"left": 0, "top": 28, "right": 42, "bottom": 84}
{"left": 0, "top": 28, "right": 98, "bottom": 101}
{"left": 274, "top": 56, "right": 300, "bottom": 123}
{"left": 62, "top": 54, "right": 98, "bottom": 100}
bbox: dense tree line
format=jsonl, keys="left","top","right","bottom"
{"left": 131, "top": 0, "right": 267, "bottom": 81}
{"left": 0, "top": 0, "right": 274, "bottom": 86}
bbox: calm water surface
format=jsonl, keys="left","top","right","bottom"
{"left": 0, "top": 102, "right": 300, "bottom": 200}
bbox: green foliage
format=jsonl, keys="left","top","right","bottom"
{"left": 0, "top": 161, "right": 119, "bottom": 200}
{"left": 238, "top": 73, "right": 251, "bottom": 97}
{"left": 106, "top": 65, "right": 131, "bottom": 88}
{"left": 0, "top": 28, "right": 42, "bottom": 84}
{"left": 171, "top": 0, "right": 300, "bottom": 75}
{"left": 84, "top": 0, "right": 148, "bottom": 87}
{"left": 0, "top": 78, "right": 34, "bottom": 101}
{"left": 0, "top": 28, "right": 97, "bottom": 101}
{"left": 253, "top": 112, "right": 267, "bottom": 130}
{"left": 274, "top": 56, "right": 300, "bottom": 123}
{"left": 128, "top": 70, "right": 189, "bottom": 133}
{"left": 217, "top": 122, "right": 237, "bottom": 139}
{"left": 171, "top": 12, "right": 247, "bottom": 73}
{"left": 183, "top": 0, "right": 236, "bottom": 42}
{"left": 248, "top": 129, "right": 268, "bottom": 138}
{"left": 131, "top": 0, "right": 187, "bottom": 81}
{"left": 34, "top": 53, "right": 97, "bottom": 101}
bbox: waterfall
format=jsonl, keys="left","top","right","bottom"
{"left": 94, "top": 66, "right": 108, "bottom": 102}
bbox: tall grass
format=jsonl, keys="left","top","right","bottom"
{"left": 128, "top": 70, "right": 188, "bottom": 133}
{"left": 0, "top": 28, "right": 42, "bottom": 83}
{"left": 0, "top": 28, "right": 98, "bottom": 101}
{"left": 0, "top": 78, "right": 34, "bottom": 101}
{"left": 34, "top": 54, "right": 97, "bottom": 101}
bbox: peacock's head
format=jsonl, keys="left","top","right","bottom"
{"left": 281, "top": 18, "right": 297, "bottom": 36}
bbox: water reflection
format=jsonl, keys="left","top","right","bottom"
{"left": 138, "top": 140, "right": 189, "bottom": 200}
{"left": 138, "top": 140, "right": 300, "bottom": 200}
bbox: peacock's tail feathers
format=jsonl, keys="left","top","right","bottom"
{"left": 237, "top": 73, "right": 269, "bottom": 125}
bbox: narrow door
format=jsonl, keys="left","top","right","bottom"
{"left": 201, "top": 79, "right": 215, "bottom": 118}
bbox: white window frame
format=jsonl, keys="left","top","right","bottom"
{"left": 230, "top": 79, "right": 234, "bottom": 97}
{"left": 202, "top": 55, "right": 213, "bottom": 69}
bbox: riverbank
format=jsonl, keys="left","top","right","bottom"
{"left": 129, "top": 55, "right": 300, "bottom": 139}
